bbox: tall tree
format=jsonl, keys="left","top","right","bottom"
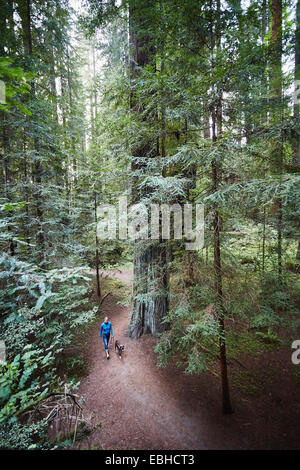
{"left": 211, "top": 0, "right": 233, "bottom": 415}
{"left": 17, "top": 0, "right": 45, "bottom": 261}
{"left": 128, "top": 0, "right": 169, "bottom": 339}
{"left": 295, "top": 0, "right": 300, "bottom": 260}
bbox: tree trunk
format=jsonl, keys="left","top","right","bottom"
{"left": 17, "top": 0, "right": 45, "bottom": 262}
{"left": 210, "top": 0, "right": 233, "bottom": 414}
{"left": 94, "top": 192, "right": 101, "bottom": 298}
{"left": 270, "top": 0, "right": 283, "bottom": 283}
{"left": 294, "top": 0, "right": 300, "bottom": 259}
{"left": 1, "top": 5, "right": 14, "bottom": 256}
{"left": 128, "top": 0, "right": 169, "bottom": 339}
{"left": 67, "top": 47, "right": 77, "bottom": 186}
{"left": 130, "top": 241, "right": 169, "bottom": 338}
{"left": 1, "top": 111, "right": 15, "bottom": 256}
{"left": 262, "top": 207, "right": 266, "bottom": 272}
{"left": 211, "top": 107, "right": 233, "bottom": 415}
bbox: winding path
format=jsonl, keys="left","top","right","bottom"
{"left": 78, "top": 270, "right": 300, "bottom": 450}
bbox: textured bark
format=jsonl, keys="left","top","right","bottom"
{"left": 94, "top": 192, "right": 101, "bottom": 298}
{"left": 271, "top": 0, "right": 283, "bottom": 283}
{"left": 128, "top": 0, "right": 169, "bottom": 339}
{"left": 130, "top": 241, "right": 169, "bottom": 339}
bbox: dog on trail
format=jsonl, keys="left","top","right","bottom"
{"left": 115, "top": 340, "right": 125, "bottom": 359}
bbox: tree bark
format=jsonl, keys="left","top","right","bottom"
{"left": 270, "top": 0, "right": 283, "bottom": 283}
{"left": 211, "top": 107, "right": 233, "bottom": 415}
{"left": 294, "top": 0, "right": 300, "bottom": 259}
{"left": 94, "top": 192, "right": 101, "bottom": 298}
{"left": 128, "top": 0, "right": 169, "bottom": 339}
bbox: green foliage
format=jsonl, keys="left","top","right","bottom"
{"left": 0, "top": 253, "right": 99, "bottom": 447}
{"left": 0, "top": 344, "right": 55, "bottom": 424}
{"left": 0, "top": 420, "right": 49, "bottom": 450}
{"left": 255, "top": 328, "right": 282, "bottom": 345}
{"left": 0, "top": 58, "right": 32, "bottom": 114}
{"left": 0, "top": 0, "right": 299, "bottom": 446}
{"left": 0, "top": 255, "right": 98, "bottom": 359}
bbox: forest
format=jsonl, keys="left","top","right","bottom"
{"left": 0, "top": 0, "right": 299, "bottom": 451}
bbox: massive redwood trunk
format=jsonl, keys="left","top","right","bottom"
{"left": 130, "top": 241, "right": 169, "bottom": 339}
{"left": 128, "top": 0, "right": 169, "bottom": 339}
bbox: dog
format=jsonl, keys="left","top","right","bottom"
{"left": 115, "top": 339, "right": 125, "bottom": 359}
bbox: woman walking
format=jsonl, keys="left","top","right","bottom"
{"left": 100, "top": 316, "right": 113, "bottom": 359}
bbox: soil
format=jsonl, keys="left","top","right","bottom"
{"left": 77, "top": 270, "right": 300, "bottom": 450}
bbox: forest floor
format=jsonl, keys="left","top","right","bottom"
{"left": 77, "top": 270, "right": 300, "bottom": 450}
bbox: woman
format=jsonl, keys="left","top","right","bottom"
{"left": 100, "top": 316, "right": 114, "bottom": 359}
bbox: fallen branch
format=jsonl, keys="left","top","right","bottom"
{"left": 16, "top": 392, "right": 83, "bottom": 417}
{"left": 98, "top": 292, "right": 111, "bottom": 307}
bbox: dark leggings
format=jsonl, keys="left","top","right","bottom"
{"left": 102, "top": 334, "right": 110, "bottom": 351}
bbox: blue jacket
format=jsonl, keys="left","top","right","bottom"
{"left": 100, "top": 321, "right": 113, "bottom": 338}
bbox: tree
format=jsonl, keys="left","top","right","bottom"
{"left": 128, "top": 0, "right": 169, "bottom": 339}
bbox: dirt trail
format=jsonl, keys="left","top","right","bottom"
{"left": 78, "top": 270, "right": 300, "bottom": 450}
